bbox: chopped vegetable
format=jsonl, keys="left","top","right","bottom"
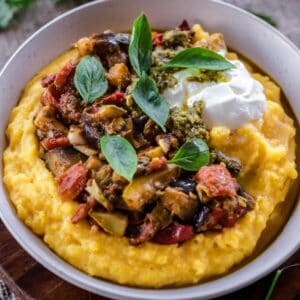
{"left": 58, "top": 162, "right": 88, "bottom": 200}
{"left": 90, "top": 211, "right": 128, "bottom": 236}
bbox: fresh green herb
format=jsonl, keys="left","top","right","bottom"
{"left": 132, "top": 72, "right": 169, "bottom": 131}
{"left": 161, "top": 47, "right": 235, "bottom": 71}
{"left": 100, "top": 135, "right": 137, "bottom": 182}
{"left": 129, "top": 13, "right": 153, "bottom": 76}
{"left": 169, "top": 138, "right": 210, "bottom": 171}
{"left": 0, "top": 0, "right": 15, "bottom": 29}
{"left": 74, "top": 56, "right": 108, "bottom": 104}
{"left": 265, "top": 264, "right": 300, "bottom": 300}
{"left": 8, "top": 0, "right": 35, "bottom": 7}
{"left": 0, "top": 0, "right": 37, "bottom": 29}
{"left": 247, "top": 10, "right": 277, "bottom": 27}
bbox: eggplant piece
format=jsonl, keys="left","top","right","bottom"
{"left": 170, "top": 179, "right": 197, "bottom": 194}
{"left": 83, "top": 123, "right": 104, "bottom": 148}
{"left": 43, "top": 147, "right": 85, "bottom": 178}
{"left": 160, "top": 187, "right": 198, "bottom": 221}
{"left": 94, "top": 33, "right": 127, "bottom": 68}
{"left": 193, "top": 205, "right": 211, "bottom": 232}
{"left": 122, "top": 165, "right": 180, "bottom": 211}
{"left": 115, "top": 33, "right": 131, "bottom": 45}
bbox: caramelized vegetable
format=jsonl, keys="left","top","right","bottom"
{"left": 85, "top": 179, "right": 112, "bottom": 211}
{"left": 122, "top": 165, "right": 179, "bottom": 211}
{"left": 97, "top": 104, "right": 127, "bottom": 119}
{"left": 152, "top": 223, "right": 195, "bottom": 245}
{"left": 58, "top": 162, "right": 88, "bottom": 200}
{"left": 44, "top": 147, "right": 85, "bottom": 178}
{"left": 90, "top": 211, "right": 128, "bottom": 236}
{"left": 160, "top": 187, "right": 198, "bottom": 221}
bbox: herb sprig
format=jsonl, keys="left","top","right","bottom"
{"left": 265, "top": 264, "right": 300, "bottom": 300}
{"left": 128, "top": 13, "right": 153, "bottom": 76}
{"left": 129, "top": 13, "right": 170, "bottom": 130}
{"left": 162, "top": 48, "right": 235, "bottom": 71}
{"left": 169, "top": 138, "right": 210, "bottom": 171}
{"left": 100, "top": 135, "right": 138, "bottom": 182}
{"left": 74, "top": 55, "right": 108, "bottom": 103}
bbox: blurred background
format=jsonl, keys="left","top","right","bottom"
{"left": 0, "top": 0, "right": 299, "bottom": 299}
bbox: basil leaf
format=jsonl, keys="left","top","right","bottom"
{"left": 162, "top": 47, "right": 235, "bottom": 71}
{"left": 100, "top": 135, "right": 137, "bottom": 182}
{"left": 129, "top": 13, "right": 152, "bottom": 76}
{"left": 132, "top": 72, "right": 169, "bottom": 131}
{"left": 169, "top": 138, "right": 210, "bottom": 171}
{"left": 74, "top": 56, "right": 108, "bottom": 103}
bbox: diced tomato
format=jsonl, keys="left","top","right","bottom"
{"left": 41, "top": 74, "right": 56, "bottom": 88}
{"left": 194, "top": 164, "right": 237, "bottom": 198}
{"left": 54, "top": 59, "right": 77, "bottom": 88}
{"left": 41, "top": 88, "right": 59, "bottom": 108}
{"left": 152, "top": 223, "right": 195, "bottom": 245}
{"left": 42, "top": 137, "right": 71, "bottom": 150}
{"left": 146, "top": 156, "right": 168, "bottom": 174}
{"left": 58, "top": 162, "right": 88, "bottom": 200}
{"left": 101, "top": 91, "right": 126, "bottom": 105}
{"left": 177, "top": 19, "right": 190, "bottom": 31}
{"left": 71, "top": 203, "right": 90, "bottom": 224}
{"left": 152, "top": 33, "right": 163, "bottom": 46}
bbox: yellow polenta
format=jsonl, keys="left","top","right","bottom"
{"left": 3, "top": 46, "right": 297, "bottom": 287}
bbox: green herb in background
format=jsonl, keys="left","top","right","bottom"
{"left": 169, "top": 138, "right": 210, "bottom": 171}
{"left": 247, "top": 10, "right": 277, "bottom": 27}
{"left": 161, "top": 48, "right": 235, "bottom": 71}
{"left": 264, "top": 263, "right": 300, "bottom": 300}
{"left": 0, "top": 0, "right": 15, "bottom": 28}
{"left": 128, "top": 13, "right": 153, "bottom": 76}
{"left": 100, "top": 135, "right": 138, "bottom": 182}
{"left": 132, "top": 72, "right": 169, "bottom": 132}
{"left": 74, "top": 55, "right": 108, "bottom": 103}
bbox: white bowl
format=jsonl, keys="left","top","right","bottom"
{"left": 0, "top": 1, "right": 299, "bottom": 299}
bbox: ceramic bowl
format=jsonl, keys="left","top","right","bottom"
{"left": 0, "top": 0, "right": 299, "bottom": 299}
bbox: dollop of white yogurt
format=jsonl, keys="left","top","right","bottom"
{"left": 163, "top": 60, "right": 266, "bottom": 130}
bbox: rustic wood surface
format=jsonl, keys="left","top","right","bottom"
{"left": 1, "top": 0, "right": 300, "bottom": 299}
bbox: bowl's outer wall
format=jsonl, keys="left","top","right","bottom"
{"left": 0, "top": 1, "right": 299, "bottom": 299}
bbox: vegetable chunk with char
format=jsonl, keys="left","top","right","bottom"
{"left": 33, "top": 15, "right": 255, "bottom": 245}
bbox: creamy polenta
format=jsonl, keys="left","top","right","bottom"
{"left": 3, "top": 22, "right": 298, "bottom": 287}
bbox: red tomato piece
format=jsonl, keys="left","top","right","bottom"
{"left": 101, "top": 91, "right": 126, "bottom": 105}
{"left": 54, "top": 59, "right": 77, "bottom": 88}
{"left": 194, "top": 164, "right": 237, "bottom": 198}
{"left": 153, "top": 33, "right": 164, "bottom": 46}
{"left": 71, "top": 203, "right": 90, "bottom": 224}
{"left": 146, "top": 156, "right": 168, "bottom": 174}
{"left": 152, "top": 223, "right": 195, "bottom": 245}
{"left": 42, "top": 137, "right": 71, "bottom": 150}
{"left": 58, "top": 162, "right": 88, "bottom": 200}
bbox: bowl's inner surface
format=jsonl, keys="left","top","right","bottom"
{"left": 0, "top": 0, "right": 300, "bottom": 299}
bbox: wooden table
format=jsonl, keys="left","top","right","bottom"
{"left": 1, "top": 0, "right": 300, "bottom": 299}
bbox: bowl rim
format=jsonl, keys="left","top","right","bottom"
{"left": 0, "top": 1, "right": 299, "bottom": 299}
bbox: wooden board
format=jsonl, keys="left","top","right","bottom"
{"left": 1, "top": 0, "right": 300, "bottom": 299}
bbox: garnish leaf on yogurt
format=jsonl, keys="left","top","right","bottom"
{"left": 74, "top": 55, "right": 108, "bottom": 103}
{"left": 100, "top": 135, "right": 138, "bottom": 182}
{"left": 162, "top": 47, "right": 235, "bottom": 71}
{"left": 129, "top": 13, "right": 153, "bottom": 76}
{"left": 169, "top": 138, "right": 210, "bottom": 171}
{"left": 132, "top": 72, "right": 169, "bottom": 131}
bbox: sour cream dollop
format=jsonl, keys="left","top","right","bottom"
{"left": 163, "top": 60, "right": 266, "bottom": 130}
